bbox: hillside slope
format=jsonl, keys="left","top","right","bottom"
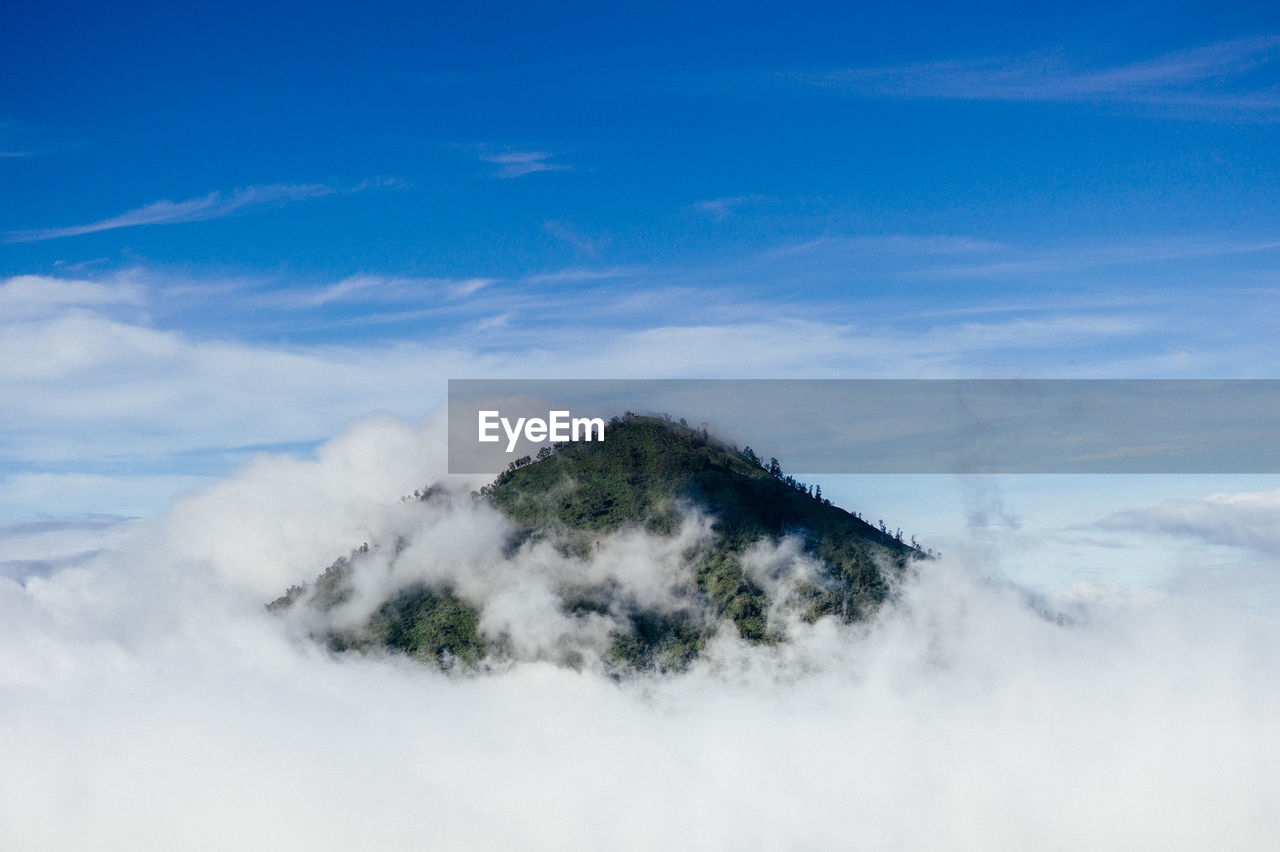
{"left": 272, "top": 414, "right": 926, "bottom": 674}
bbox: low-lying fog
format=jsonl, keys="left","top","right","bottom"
{"left": 3, "top": 415, "right": 1277, "bottom": 850}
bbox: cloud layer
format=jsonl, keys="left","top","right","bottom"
{"left": 2, "top": 417, "right": 1278, "bottom": 849}
{"left": 1098, "top": 489, "right": 1280, "bottom": 555}
{"left": 4, "top": 256, "right": 1280, "bottom": 521}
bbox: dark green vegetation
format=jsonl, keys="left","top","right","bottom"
{"left": 487, "top": 415, "right": 920, "bottom": 645}
{"left": 270, "top": 547, "right": 489, "bottom": 669}
{"left": 356, "top": 585, "right": 488, "bottom": 666}
{"left": 271, "top": 414, "right": 926, "bottom": 676}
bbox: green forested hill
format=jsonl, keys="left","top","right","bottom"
{"left": 272, "top": 414, "right": 927, "bottom": 674}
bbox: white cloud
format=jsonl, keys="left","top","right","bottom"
{"left": 0, "top": 274, "right": 143, "bottom": 319}
{"left": 791, "top": 37, "right": 1280, "bottom": 116}
{"left": 3, "top": 181, "right": 381, "bottom": 243}
{"left": 2, "top": 420, "right": 1279, "bottom": 848}
{"left": 1, "top": 260, "right": 1275, "bottom": 519}
{"left": 0, "top": 310, "right": 469, "bottom": 467}
{"left": 274, "top": 274, "right": 499, "bottom": 307}
{"left": 542, "top": 219, "right": 600, "bottom": 254}
{"left": 153, "top": 413, "right": 461, "bottom": 599}
{"left": 479, "top": 150, "right": 572, "bottom": 178}
{"left": 0, "top": 301, "right": 1196, "bottom": 496}
{"left": 472, "top": 312, "right": 511, "bottom": 331}
{"left": 1098, "top": 489, "right": 1280, "bottom": 554}
{"left": 450, "top": 277, "right": 495, "bottom": 298}
{"left": 689, "top": 194, "right": 769, "bottom": 221}
{"left": 909, "top": 235, "right": 1280, "bottom": 281}
{"left": 520, "top": 266, "right": 645, "bottom": 285}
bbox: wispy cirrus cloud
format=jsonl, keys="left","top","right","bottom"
{"left": 4, "top": 180, "right": 392, "bottom": 244}
{"left": 479, "top": 150, "right": 572, "bottom": 178}
{"left": 542, "top": 219, "right": 601, "bottom": 255}
{"left": 281, "top": 274, "right": 498, "bottom": 308}
{"left": 763, "top": 233, "right": 1007, "bottom": 258}
{"left": 907, "top": 234, "right": 1280, "bottom": 280}
{"left": 689, "top": 194, "right": 769, "bottom": 221}
{"left": 520, "top": 266, "right": 645, "bottom": 286}
{"left": 790, "top": 37, "right": 1280, "bottom": 116}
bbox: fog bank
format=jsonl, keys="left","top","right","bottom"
{"left": 2, "top": 415, "right": 1277, "bottom": 850}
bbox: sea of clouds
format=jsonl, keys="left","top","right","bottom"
{"left": 2, "top": 413, "right": 1279, "bottom": 850}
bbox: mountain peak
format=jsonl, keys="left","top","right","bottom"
{"left": 272, "top": 413, "right": 927, "bottom": 674}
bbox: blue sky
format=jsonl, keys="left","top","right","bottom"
{"left": 4, "top": 1, "right": 1280, "bottom": 584}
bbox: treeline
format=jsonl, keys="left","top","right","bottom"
{"left": 736, "top": 444, "right": 936, "bottom": 558}
{"left": 465, "top": 410, "right": 936, "bottom": 558}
